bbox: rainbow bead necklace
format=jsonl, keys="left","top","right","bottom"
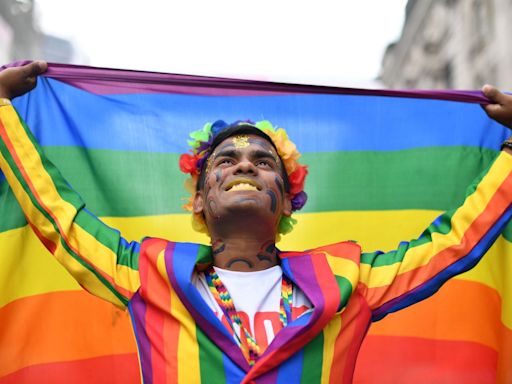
{"left": 205, "top": 266, "right": 293, "bottom": 366}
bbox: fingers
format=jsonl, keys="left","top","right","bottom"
{"left": 0, "top": 60, "right": 48, "bottom": 99}
{"left": 481, "top": 84, "right": 512, "bottom": 129}
{"left": 482, "top": 84, "right": 507, "bottom": 105}
{"left": 21, "top": 61, "right": 47, "bottom": 79}
{"left": 482, "top": 103, "right": 499, "bottom": 114}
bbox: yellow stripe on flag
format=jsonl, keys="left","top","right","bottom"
{"left": 3, "top": 208, "right": 511, "bottom": 325}
{"left": 320, "top": 316, "right": 342, "bottom": 384}
{"left": 170, "top": 290, "right": 201, "bottom": 384}
{"left": 0, "top": 226, "right": 81, "bottom": 307}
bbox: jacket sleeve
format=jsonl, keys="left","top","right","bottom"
{"left": 0, "top": 103, "right": 140, "bottom": 308}
{"left": 359, "top": 150, "right": 512, "bottom": 321}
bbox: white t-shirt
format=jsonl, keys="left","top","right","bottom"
{"left": 193, "top": 265, "right": 312, "bottom": 351}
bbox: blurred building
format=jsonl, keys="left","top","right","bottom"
{"left": 0, "top": 0, "right": 40, "bottom": 62}
{"left": 0, "top": 0, "right": 84, "bottom": 64}
{"left": 380, "top": 0, "right": 512, "bottom": 89}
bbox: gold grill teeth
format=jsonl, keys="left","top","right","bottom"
{"left": 227, "top": 182, "right": 259, "bottom": 192}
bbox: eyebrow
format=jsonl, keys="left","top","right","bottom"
{"left": 250, "top": 139, "right": 280, "bottom": 157}
{"left": 215, "top": 143, "right": 235, "bottom": 153}
{"left": 252, "top": 149, "right": 278, "bottom": 162}
{"left": 214, "top": 148, "right": 278, "bottom": 162}
{"left": 215, "top": 149, "right": 237, "bottom": 159}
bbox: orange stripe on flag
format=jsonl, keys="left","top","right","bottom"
{"left": 357, "top": 279, "right": 512, "bottom": 382}
{"left": 0, "top": 290, "right": 136, "bottom": 377}
{"left": 367, "top": 279, "right": 503, "bottom": 349}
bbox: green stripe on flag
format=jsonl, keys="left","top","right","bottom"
{"left": 0, "top": 145, "right": 500, "bottom": 230}
{"left": 303, "top": 146, "right": 498, "bottom": 212}
{"left": 300, "top": 331, "right": 324, "bottom": 383}
{"left": 197, "top": 328, "right": 227, "bottom": 384}
{"left": 0, "top": 182, "right": 26, "bottom": 230}
{"left": 336, "top": 275, "right": 353, "bottom": 310}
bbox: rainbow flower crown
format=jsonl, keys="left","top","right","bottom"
{"left": 179, "top": 120, "right": 308, "bottom": 235}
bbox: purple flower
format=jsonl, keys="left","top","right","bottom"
{"left": 291, "top": 191, "right": 307, "bottom": 211}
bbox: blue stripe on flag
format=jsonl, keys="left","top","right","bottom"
{"left": 14, "top": 77, "right": 509, "bottom": 153}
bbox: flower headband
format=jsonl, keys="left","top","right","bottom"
{"left": 179, "top": 120, "right": 308, "bottom": 235}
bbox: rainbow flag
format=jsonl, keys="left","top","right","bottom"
{"left": 0, "top": 63, "right": 511, "bottom": 383}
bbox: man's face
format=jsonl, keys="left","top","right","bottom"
{"left": 193, "top": 134, "right": 291, "bottom": 231}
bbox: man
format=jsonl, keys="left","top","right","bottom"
{"left": 1, "top": 61, "right": 512, "bottom": 383}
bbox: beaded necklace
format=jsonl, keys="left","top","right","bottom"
{"left": 205, "top": 266, "right": 293, "bottom": 366}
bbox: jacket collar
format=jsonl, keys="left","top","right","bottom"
{"left": 165, "top": 242, "right": 342, "bottom": 378}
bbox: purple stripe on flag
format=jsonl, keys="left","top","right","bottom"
{"left": 255, "top": 369, "right": 279, "bottom": 384}
{"left": 3, "top": 61, "right": 493, "bottom": 102}
{"left": 129, "top": 293, "right": 153, "bottom": 384}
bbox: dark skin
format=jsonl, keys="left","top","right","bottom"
{"left": 0, "top": 61, "right": 47, "bottom": 99}
{"left": 2, "top": 62, "right": 512, "bottom": 272}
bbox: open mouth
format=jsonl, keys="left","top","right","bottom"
{"left": 225, "top": 179, "right": 261, "bottom": 192}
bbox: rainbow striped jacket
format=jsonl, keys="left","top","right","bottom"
{"left": 2, "top": 104, "right": 512, "bottom": 383}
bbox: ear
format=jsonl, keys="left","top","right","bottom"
{"left": 193, "top": 191, "right": 204, "bottom": 214}
{"left": 282, "top": 193, "right": 292, "bottom": 217}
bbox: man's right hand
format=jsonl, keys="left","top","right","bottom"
{"left": 481, "top": 85, "right": 512, "bottom": 129}
{"left": 0, "top": 61, "right": 47, "bottom": 100}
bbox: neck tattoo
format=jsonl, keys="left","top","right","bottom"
{"left": 256, "top": 242, "right": 277, "bottom": 263}
{"left": 212, "top": 240, "right": 226, "bottom": 256}
{"left": 226, "top": 258, "right": 254, "bottom": 269}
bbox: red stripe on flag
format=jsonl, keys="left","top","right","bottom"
{"left": 354, "top": 335, "right": 497, "bottom": 384}
{"left": 140, "top": 241, "right": 179, "bottom": 383}
{"left": 0, "top": 353, "right": 140, "bottom": 384}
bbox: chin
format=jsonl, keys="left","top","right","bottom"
{"left": 225, "top": 199, "right": 275, "bottom": 219}
{"left": 228, "top": 198, "right": 262, "bottom": 212}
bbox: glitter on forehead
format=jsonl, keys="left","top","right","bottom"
{"left": 232, "top": 135, "right": 250, "bottom": 148}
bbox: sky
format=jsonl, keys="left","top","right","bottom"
{"left": 35, "top": 0, "right": 408, "bottom": 87}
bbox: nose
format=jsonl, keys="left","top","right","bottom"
{"left": 234, "top": 159, "right": 258, "bottom": 175}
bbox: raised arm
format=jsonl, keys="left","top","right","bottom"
{"left": 360, "top": 85, "right": 512, "bottom": 321}
{"left": 0, "top": 62, "right": 140, "bottom": 307}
